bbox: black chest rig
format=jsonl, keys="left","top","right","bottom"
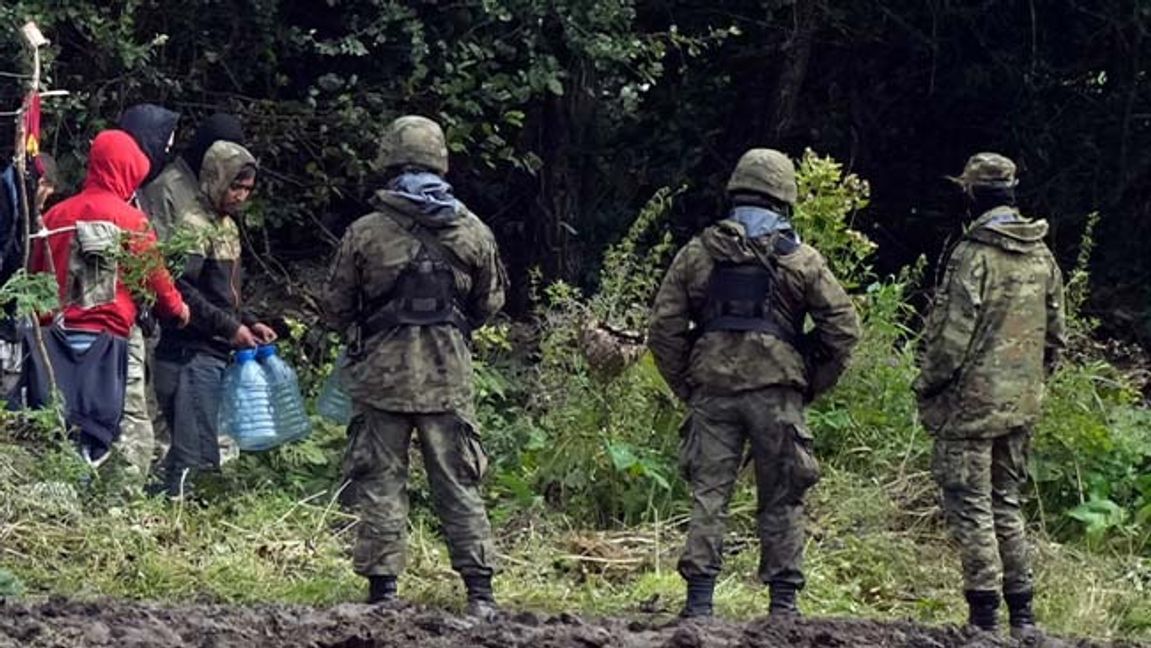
{"left": 702, "top": 262, "right": 784, "bottom": 335}
{"left": 362, "top": 220, "right": 469, "bottom": 337}
{"left": 701, "top": 236, "right": 794, "bottom": 341}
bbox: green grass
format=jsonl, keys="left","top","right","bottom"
{"left": 2, "top": 443, "right": 1146, "bottom": 641}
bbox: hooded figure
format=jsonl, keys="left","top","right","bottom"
{"left": 118, "top": 104, "right": 180, "bottom": 186}
{"left": 31, "top": 130, "right": 187, "bottom": 337}
{"left": 183, "top": 113, "right": 245, "bottom": 178}
{"left": 25, "top": 130, "right": 189, "bottom": 472}
{"left": 139, "top": 113, "right": 246, "bottom": 241}
{"left": 647, "top": 148, "right": 860, "bottom": 620}
{"left": 153, "top": 139, "right": 276, "bottom": 499}
{"left": 915, "top": 152, "right": 1066, "bottom": 638}
{"left": 321, "top": 115, "right": 507, "bottom": 620}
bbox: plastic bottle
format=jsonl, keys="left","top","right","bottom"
{"left": 219, "top": 348, "right": 278, "bottom": 451}
{"left": 316, "top": 350, "right": 352, "bottom": 425}
{"left": 257, "top": 344, "right": 312, "bottom": 444}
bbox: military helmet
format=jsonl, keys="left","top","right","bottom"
{"left": 726, "top": 149, "right": 798, "bottom": 206}
{"left": 949, "top": 152, "right": 1018, "bottom": 191}
{"left": 376, "top": 115, "right": 449, "bottom": 175}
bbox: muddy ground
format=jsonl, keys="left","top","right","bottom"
{"left": 0, "top": 598, "right": 1145, "bottom": 648}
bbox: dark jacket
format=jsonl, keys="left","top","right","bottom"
{"left": 156, "top": 141, "right": 258, "bottom": 361}
{"left": 11, "top": 325, "right": 128, "bottom": 461}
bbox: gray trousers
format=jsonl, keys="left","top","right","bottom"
{"left": 155, "top": 352, "right": 227, "bottom": 495}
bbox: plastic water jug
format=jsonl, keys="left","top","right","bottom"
{"left": 257, "top": 344, "right": 311, "bottom": 444}
{"left": 316, "top": 350, "right": 352, "bottom": 425}
{"left": 219, "top": 348, "right": 278, "bottom": 451}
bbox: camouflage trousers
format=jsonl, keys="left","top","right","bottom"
{"left": 932, "top": 428, "right": 1034, "bottom": 594}
{"left": 116, "top": 326, "right": 153, "bottom": 481}
{"left": 340, "top": 405, "right": 495, "bottom": 578}
{"left": 678, "top": 387, "right": 819, "bottom": 588}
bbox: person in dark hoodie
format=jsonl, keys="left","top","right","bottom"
{"left": 915, "top": 153, "right": 1066, "bottom": 638}
{"left": 117, "top": 103, "right": 182, "bottom": 481}
{"left": 154, "top": 139, "right": 275, "bottom": 498}
{"left": 647, "top": 149, "right": 860, "bottom": 619}
{"left": 121, "top": 108, "right": 246, "bottom": 471}
{"left": 321, "top": 115, "right": 507, "bottom": 620}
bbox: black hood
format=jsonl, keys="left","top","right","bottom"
{"left": 118, "top": 103, "right": 180, "bottom": 185}
{"left": 183, "top": 113, "right": 246, "bottom": 178}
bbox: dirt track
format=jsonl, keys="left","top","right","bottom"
{"left": 1, "top": 598, "right": 1146, "bottom": 648}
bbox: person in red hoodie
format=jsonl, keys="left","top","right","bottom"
{"left": 30, "top": 129, "right": 190, "bottom": 477}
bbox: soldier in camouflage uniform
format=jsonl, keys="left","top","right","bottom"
{"left": 321, "top": 115, "right": 506, "bottom": 620}
{"left": 915, "top": 153, "right": 1066, "bottom": 636}
{"left": 648, "top": 149, "right": 860, "bottom": 618}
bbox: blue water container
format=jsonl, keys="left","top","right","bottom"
{"left": 316, "top": 350, "right": 352, "bottom": 425}
{"left": 219, "top": 348, "right": 278, "bottom": 451}
{"left": 257, "top": 344, "right": 311, "bottom": 444}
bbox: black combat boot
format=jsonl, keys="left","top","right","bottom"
{"left": 1005, "top": 590, "right": 1040, "bottom": 641}
{"left": 367, "top": 575, "right": 398, "bottom": 604}
{"left": 964, "top": 589, "right": 1001, "bottom": 631}
{"left": 463, "top": 574, "right": 499, "bottom": 622}
{"left": 678, "top": 575, "right": 716, "bottom": 618}
{"left": 769, "top": 582, "right": 801, "bottom": 618}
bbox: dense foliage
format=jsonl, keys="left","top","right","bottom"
{"left": 5, "top": 1, "right": 1151, "bottom": 329}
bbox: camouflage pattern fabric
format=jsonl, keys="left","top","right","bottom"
{"left": 648, "top": 219, "right": 860, "bottom": 402}
{"left": 726, "top": 149, "right": 799, "bottom": 205}
{"left": 915, "top": 206, "right": 1067, "bottom": 440}
{"left": 340, "top": 405, "right": 494, "bottom": 577}
{"left": 321, "top": 191, "right": 506, "bottom": 415}
{"left": 117, "top": 325, "right": 153, "bottom": 480}
{"left": 677, "top": 387, "right": 817, "bottom": 587}
{"left": 948, "top": 152, "right": 1018, "bottom": 193}
{"left": 649, "top": 168, "right": 858, "bottom": 596}
{"left": 374, "top": 115, "right": 450, "bottom": 176}
{"left": 932, "top": 428, "right": 1033, "bottom": 593}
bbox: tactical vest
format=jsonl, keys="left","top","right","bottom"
{"left": 362, "top": 226, "right": 469, "bottom": 336}
{"left": 701, "top": 260, "right": 787, "bottom": 337}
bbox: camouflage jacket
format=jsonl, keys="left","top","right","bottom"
{"left": 321, "top": 191, "right": 506, "bottom": 415}
{"left": 648, "top": 219, "right": 860, "bottom": 402}
{"left": 915, "top": 206, "right": 1067, "bottom": 439}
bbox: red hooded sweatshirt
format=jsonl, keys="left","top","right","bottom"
{"left": 30, "top": 130, "right": 186, "bottom": 337}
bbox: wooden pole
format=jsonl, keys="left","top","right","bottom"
{"left": 11, "top": 21, "right": 66, "bottom": 438}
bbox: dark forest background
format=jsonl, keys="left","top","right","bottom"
{"left": 3, "top": 0, "right": 1150, "bottom": 338}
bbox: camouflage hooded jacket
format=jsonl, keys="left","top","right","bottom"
{"left": 915, "top": 206, "right": 1067, "bottom": 439}
{"left": 321, "top": 190, "right": 506, "bottom": 415}
{"left": 647, "top": 219, "right": 860, "bottom": 402}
